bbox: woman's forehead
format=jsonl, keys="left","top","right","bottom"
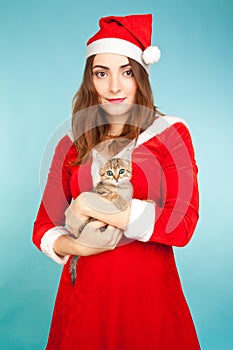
{"left": 92, "top": 53, "right": 130, "bottom": 67}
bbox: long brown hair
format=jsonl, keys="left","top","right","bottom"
{"left": 71, "top": 55, "right": 160, "bottom": 165}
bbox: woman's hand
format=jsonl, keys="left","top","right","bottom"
{"left": 65, "top": 192, "right": 131, "bottom": 233}
{"left": 74, "top": 220, "right": 123, "bottom": 252}
{"left": 53, "top": 220, "right": 123, "bottom": 257}
{"left": 65, "top": 194, "right": 93, "bottom": 237}
{"left": 65, "top": 195, "right": 92, "bottom": 237}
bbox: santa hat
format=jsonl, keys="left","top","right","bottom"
{"left": 86, "top": 14, "right": 161, "bottom": 74}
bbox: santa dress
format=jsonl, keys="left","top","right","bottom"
{"left": 33, "top": 116, "right": 201, "bottom": 350}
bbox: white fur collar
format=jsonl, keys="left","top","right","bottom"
{"left": 66, "top": 115, "right": 188, "bottom": 144}
{"left": 66, "top": 115, "right": 188, "bottom": 186}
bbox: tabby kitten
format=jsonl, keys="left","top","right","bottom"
{"left": 69, "top": 157, "right": 133, "bottom": 285}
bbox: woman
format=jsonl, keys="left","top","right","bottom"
{"left": 33, "top": 14, "right": 201, "bottom": 349}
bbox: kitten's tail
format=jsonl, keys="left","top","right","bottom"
{"left": 69, "top": 255, "right": 79, "bottom": 285}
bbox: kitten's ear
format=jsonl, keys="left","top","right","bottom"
{"left": 120, "top": 141, "right": 135, "bottom": 161}
{"left": 95, "top": 152, "right": 106, "bottom": 168}
{"left": 121, "top": 148, "right": 132, "bottom": 162}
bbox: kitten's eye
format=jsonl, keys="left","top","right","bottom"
{"left": 119, "top": 169, "right": 125, "bottom": 175}
{"left": 106, "top": 170, "right": 113, "bottom": 176}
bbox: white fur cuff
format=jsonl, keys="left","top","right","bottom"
{"left": 124, "top": 199, "right": 155, "bottom": 241}
{"left": 40, "top": 226, "right": 70, "bottom": 265}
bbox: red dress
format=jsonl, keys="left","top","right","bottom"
{"left": 33, "top": 118, "right": 201, "bottom": 350}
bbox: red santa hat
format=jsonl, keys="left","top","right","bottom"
{"left": 86, "top": 14, "right": 161, "bottom": 74}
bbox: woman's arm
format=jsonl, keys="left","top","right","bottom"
{"left": 33, "top": 136, "right": 73, "bottom": 251}
{"left": 65, "top": 191, "right": 131, "bottom": 231}
{"left": 123, "top": 121, "right": 199, "bottom": 247}
{"left": 149, "top": 122, "right": 199, "bottom": 247}
{"left": 33, "top": 135, "right": 121, "bottom": 262}
{"left": 53, "top": 221, "right": 121, "bottom": 257}
{"left": 33, "top": 136, "right": 107, "bottom": 262}
{"left": 52, "top": 235, "right": 92, "bottom": 257}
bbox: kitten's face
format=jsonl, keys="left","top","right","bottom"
{"left": 99, "top": 158, "right": 132, "bottom": 184}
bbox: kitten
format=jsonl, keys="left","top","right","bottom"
{"left": 69, "top": 156, "right": 133, "bottom": 285}
{"left": 95, "top": 157, "right": 133, "bottom": 210}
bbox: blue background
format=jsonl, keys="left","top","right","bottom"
{"left": 1, "top": 0, "right": 232, "bottom": 349}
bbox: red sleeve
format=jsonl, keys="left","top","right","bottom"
{"left": 150, "top": 122, "right": 199, "bottom": 247}
{"left": 32, "top": 135, "right": 73, "bottom": 251}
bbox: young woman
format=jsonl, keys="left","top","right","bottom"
{"left": 33, "top": 14, "right": 201, "bottom": 350}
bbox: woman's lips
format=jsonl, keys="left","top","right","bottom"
{"left": 106, "top": 98, "right": 126, "bottom": 104}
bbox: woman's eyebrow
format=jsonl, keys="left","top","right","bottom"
{"left": 92, "top": 65, "right": 109, "bottom": 70}
{"left": 92, "top": 63, "right": 131, "bottom": 70}
{"left": 120, "top": 63, "right": 131, "bottom": 69}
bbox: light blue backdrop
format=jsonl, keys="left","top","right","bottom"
{"left": 1, "top": 0, "right": 232, "bottom": 349}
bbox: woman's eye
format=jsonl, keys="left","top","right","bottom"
{"left": 123, "top": 69, "right": 134, "bottom": 77}
{"left": 95, "top": 71, "right": 107, "bottom": 78}
{"left": 106, "top": 170, "right": 113, "bottom": 176}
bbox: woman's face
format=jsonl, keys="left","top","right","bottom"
{"left": 92, "top": 53, "right": 138, "bottom": 116}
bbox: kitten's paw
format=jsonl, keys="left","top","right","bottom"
{"left": 113, "top": 198, "right": 129, "bottom": 211}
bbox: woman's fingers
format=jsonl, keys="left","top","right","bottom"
{"left": 85, "top": 221, "right": 117, "bottom": 234}
{"left": 81, "top": 192, "right": 121, "bottom": 215}
{"left": 65, "top": 206, "right": 85, "bottom": 236}
{"left": 75, "top": 221, "right": 123, "bottom": 250}
{"left": 86, "top": 220, "right": 107, "bottom": 230}
{"left": 105, "top": 225, "right": 115, "bottom": 230}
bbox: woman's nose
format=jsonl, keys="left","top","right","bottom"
{"left": 109, "top": 75, "right": 121, "bottom": 93}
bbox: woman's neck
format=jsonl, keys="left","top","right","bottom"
{"left": 108, "top": 123, "right": 124, "bottom": 137}
{"left": 106, "top": 114, "right": 129, "bottom": 137}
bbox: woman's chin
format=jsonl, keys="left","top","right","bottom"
{"left": 100, "top": 102, "right": 134, "bottom": 117}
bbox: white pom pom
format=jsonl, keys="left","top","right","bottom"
{"left": 142, "top": 46, "right": 161, "bottom": 64}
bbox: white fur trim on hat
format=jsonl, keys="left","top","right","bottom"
{"left": 142, "top": 46, "right": 161, "bottom": 64}
{"left": 86, "top": 38, "right": 150, "bottom": 73}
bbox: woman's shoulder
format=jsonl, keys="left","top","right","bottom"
{"left": 54, "top": 132, "right": 73, "bottom": 149}
{"left": 66, "top": 129, "right": 75, "bottom": 142}
{"left": 52, "top": 131, "right": 76, "bottom": 160}
{"left": 137, "top": 115, "right": 190, "bottom": 146}
{"left": 152, "top": 114, "right": 189, "bottom": 133}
